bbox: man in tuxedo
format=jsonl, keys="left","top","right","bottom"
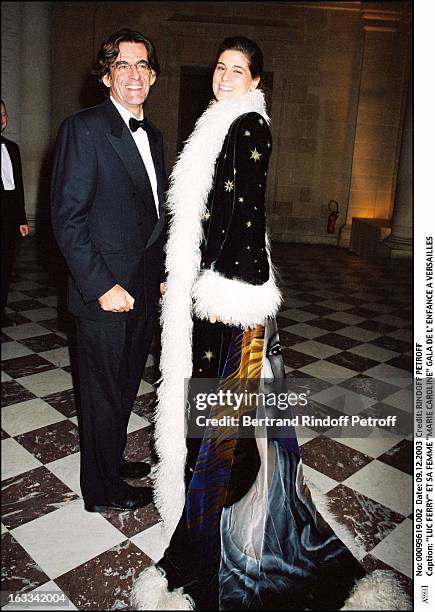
{"left": 1, "top": 100, "right": 29, "bottom": 327}
{"left": 51, "top": 30, "right": 166, "bottom": 512}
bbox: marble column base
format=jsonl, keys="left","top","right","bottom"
{"left": 338, "top": 223, "right": 352, "bottom": 248}
{"left": 383, "top": 234, "right": 412, "bottom": 258}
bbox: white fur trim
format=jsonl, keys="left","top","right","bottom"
{"left": 306, "top": 478, "right": 366, "bottom": 561}
{"left": 193, "top": 269, "right": 281, "bottom": 328}
{"left": 153, "top": 90, "right": 270, "bottom": 537}
{"left": 131, "top": 566, "right": 194, "bottom": 610}
{"left": 341, "top": 570, "right": 411, "bottom": 610}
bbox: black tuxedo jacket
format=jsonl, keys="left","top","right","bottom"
{"left": 1, "top": 136, "right": 28, "bottom": 229}
{"left": 51, "top": 98, "right": 166, "bottom": 321}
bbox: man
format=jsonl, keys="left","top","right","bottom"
{"left": 51, "top": 30, "right": 166, "bottom": 512}
{"left": 1, "top": 100, "right": 29, "bottom": 327}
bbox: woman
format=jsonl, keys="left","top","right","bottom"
{"left": 132, "top": 37, "right": 409, "bottom": 610}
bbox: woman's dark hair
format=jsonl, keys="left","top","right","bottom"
{"left": 215, "top": 36, "right": 263, "bottom": 79}
{"left": 94, "top": 28, "right": 160, "bottom": 80}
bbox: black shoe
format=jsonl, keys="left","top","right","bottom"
{"left": 1, "top": 315, "right": 17, "bottom": 327}
{"left": 120, "top": 459, "right": 151, "bottom": 479}
{"left": 84, "top": 486, "right": 152, "bottom": 512}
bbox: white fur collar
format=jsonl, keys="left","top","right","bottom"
{"left": 153, "top": 90, "right": 269, "bottom": 537}
{"left": 165, "top": 89, "right": 269, "bottom": 218}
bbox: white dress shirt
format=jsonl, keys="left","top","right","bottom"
{"left": 1, "top": 141, "right": 15, "bottom": 190}
{"left": 110, "top": 97, "right": 159, "bottom": 217}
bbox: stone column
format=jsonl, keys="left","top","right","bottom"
{"left": 383, "top": 82, "right": 412, "bottom": 257}
{"left": 1, "top": 2, "right": 22, "bottom": 143}
{"left": 20, "top": 2, "right": 51, "bottom": 232}
{"left": 339, "top": 3, "right": 411, "bottom": 248}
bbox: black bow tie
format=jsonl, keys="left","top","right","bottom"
{"left": 129, "top": 117, "right": 148, "bottom": 133}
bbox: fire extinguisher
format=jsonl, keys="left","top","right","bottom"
{"left": 327, "top": 200, "right": 339, "bottom": 234}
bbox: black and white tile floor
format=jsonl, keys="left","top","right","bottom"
{"left": 1, "top": 237, "right": 413, "bottom": 609}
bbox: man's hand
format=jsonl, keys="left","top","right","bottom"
{"left": 98, "top": 284, "right": 135, "bottom": 312}
{"left": 159, "top": 282, "right": 166, "bottom": 305}
{"left": 19, "top": 225, "right": 29, "bottom": 237}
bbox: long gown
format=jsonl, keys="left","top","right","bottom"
{"left": 156, "top": 317, "right": 366, "bottom": 610}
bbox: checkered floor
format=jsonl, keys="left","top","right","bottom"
{"left": 1, "top": 236, "right": 413, "bottom": 609}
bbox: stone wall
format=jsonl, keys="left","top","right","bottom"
{"left": 5, "top": 1, "right": 411, "bottom": 244}
{"left": 1, "top": 2, "right": 51, "bottom": 229}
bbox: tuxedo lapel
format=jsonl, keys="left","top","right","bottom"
{"left": 143, "top": 125, "right": 166, "bottom": 247}
{"left": 1, "top": 139, "right": 21, "bottom": 192}
{"left": 146, "top": 129, "right": 165, "bottom": 218}
{"left": 8, "top": 142, "right": 20, "bottom": 178}
{"left": 102, "top": 99, "right": 154, "bottom": 206}
{"left": 106, "top": 133, "right": 148, "bottom": 200}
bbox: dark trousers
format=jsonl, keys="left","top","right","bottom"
{"left": 1, "top": 198, "right": 19, "bottom": 316}
{"left": 75, "top": 313, "right": 155, "bottom": 505}
{"left": 1, "top": 231, "right": 16, "bottom": 315}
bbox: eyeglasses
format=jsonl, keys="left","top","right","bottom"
{"left": 112, "top": 60, "right": 151, "bottom": 73}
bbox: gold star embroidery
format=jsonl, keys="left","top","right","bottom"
{"left": 244, "top": 130, "right": 251, "bottom": 136}
{"left": 246, "top": 220, "right": 252, "bottom": 228}
{"left": 204, "top": 350, "right": 214, "bottom": 361}
{"left": 259, "top": 118, "right": 264, "bottom": 125}
{"left": 203, "top": 210, "right": 211, "bottom": 221}
{"left": 224, "top": 180, "right": 234, "bottom": 192}
{"left": 238, "top": 197, "right": 244, "bottom": 203}
{"left": 250, "top": 148, "right": 262, "bottom": 162}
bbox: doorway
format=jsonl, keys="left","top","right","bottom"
{"left": 177, "top": 66, "right": 273, "bottom": 153}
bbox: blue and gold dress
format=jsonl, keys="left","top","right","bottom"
{"left": 158, "top": 317, "right": 365, "bottom": 610}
